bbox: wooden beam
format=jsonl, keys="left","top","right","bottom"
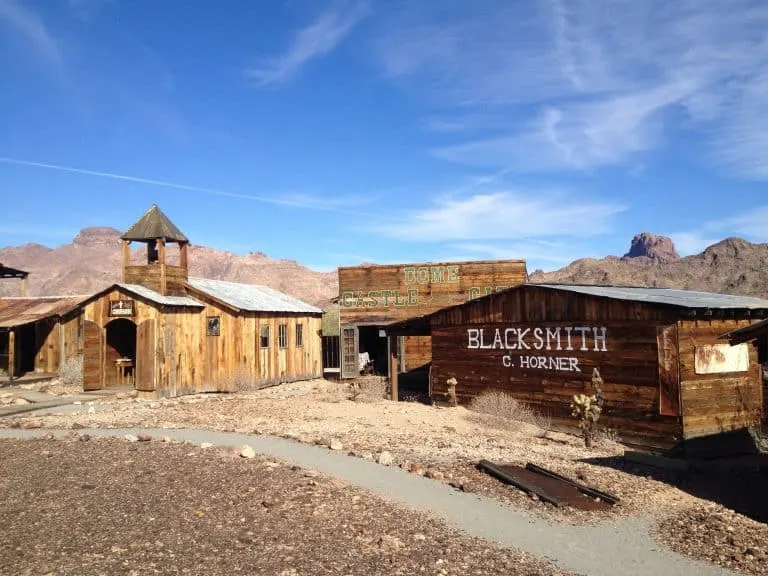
{"left": 158, "top": 239, "right": 167, "bottom": 294}
{"left": 8, "top": 329, "right": 15, "bottom": 379}
{"left": 122, "top": 239, "right": 131, "bottom": 270}
{"left": 389, "top": 335, "right": 399, "bottom": 401}
{"left": 179, "top": 242, "right": 188, "bottom": 270}
{"left": 19, "top": 276, "right": 28, "bottom": 297}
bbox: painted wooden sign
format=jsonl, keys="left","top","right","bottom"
{"left": 465, "top": 325, "right": 608, "bottom": 373}
{"left": 108, "top": 299, "right": 135, "bottom": 317}
{"left": 338, "top": 260, "right": 527, "bottom": 326}
{"left": 694, "top": 343, "right": 749, "bottom": 374}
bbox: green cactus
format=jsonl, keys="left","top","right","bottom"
{"left": 570, "top": 368, "right": 605, "bottom": 448}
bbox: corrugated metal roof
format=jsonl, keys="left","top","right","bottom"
{"left": 120, "top": 204, "right": 188, "bottom": 243}
{"left": 0, "top": 296, "right": 86, "bottom": 328}
{"left": 186, "top": 277, "right": 322, "bottom": 314}
{"left": 116, "top": 284, "right": 204, "bottom": 308}
{"left": 535, "top": 284, "right": 768, "bottom": 309}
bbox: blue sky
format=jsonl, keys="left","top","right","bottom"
{"left": 1, "top": 0, "right": 767, "bottom": 273}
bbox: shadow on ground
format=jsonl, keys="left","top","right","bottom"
{"left": 580, "top": 452, "right": 768, "bottom": 524}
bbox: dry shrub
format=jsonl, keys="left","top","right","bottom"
{"left": 59, "top": 355, "right": 84, "bottom": 388}
{"left": 469, "top": 389, "right": 551, "bottom": 435}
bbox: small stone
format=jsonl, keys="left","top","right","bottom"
{"left": 137, "top": 433, "right": 152, "bottom": 442}
{"left": 13, "top": 398, "right": 30, "bottom": 405}
{"left": 263, "top": 461, "right": 280, "bottom": 469}
{"left": 162, "top": 436, "right": 172, "bottom": 443}
{"left": 414, "top": 533, "right": 426, "bottom": 541}
{"left": 71, "top": 422, "right": 86, "bottom": 430}
{"left": 87, "top": 406, "right": 95, "bottom": 414}
{"left": 41, "top": 432, "right": 55, "bottom": 441}
{"left": 361, "top": 452, "right": 374, "bottom": 460}
{"left": 425, "top": 469, "right": 444, "bottom": 481}
{"left": 78, "top": 433, "right": 91, "bottom": 442}
{"left": 124, "top": 434, "right": 139, "bottom": 443}
{"left": 377, "top": 534, "right": 404, "bottom": 551}
{"left": 240, "top": 445, "right": 256, "bottom": 459}
{"left": 329, "top": 439, "right": 344, "bottom": 451}
{"left": 377, "top": 451, "right": 394, "bottom": 466}
{"left": 200, "top": 442, "right": 213, "bottom": 449}
{"left": 408, "top": 462, "right": 424, "bottom": 475}
{"left": 73, "top": 401, "right": 82, "bottom": 405}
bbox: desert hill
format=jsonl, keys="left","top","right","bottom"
{"left": 2, "top": 229, "right": 768, "bottom": 306}
{"left": 0, "top": 227, "right": 337, "bottom": 306}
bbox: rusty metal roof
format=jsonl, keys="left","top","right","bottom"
{"left": 120, "top": 204, "right": 188, "bottom": 243}
{"left": 536, "top": 284, "right": 768, "bottom": 309}
{"left": 0, "top": 296, "right": 86, "bottom": 328}
{"left": 186, "top": 277, "right": 323, "bottom": 314}
{"left": 0, "top": 264, "right": 28, "bottom": 279}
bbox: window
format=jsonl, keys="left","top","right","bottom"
{"left": 278, "top": 323, "right": 288, "bottom": 349}
{"left": 296, "top": 323, "right": 303, "bottom": 348}
{"left": 260, "top": 325, "right": 270, "bottom": 348}
{"left": 206, "top": 316, "right": 221, "bottom": 336}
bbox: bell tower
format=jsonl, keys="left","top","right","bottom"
{"left": 120, "top": 204, "right": 189, "bottom": 296}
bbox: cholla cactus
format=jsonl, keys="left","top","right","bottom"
{"left": 446, "top": 377, "right": 458, "bottom": 406}
{"left": 571, "top": 368, "right": 605, "bottom": 448}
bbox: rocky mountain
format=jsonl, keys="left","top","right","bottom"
{"left": 530, "top": 235, "right": 768, "bottom": 298}
{"left": 3, "top": 228, "right": 768, "bottom": 306}
{"left": 0, "top": 227, "right": 337, "bottom": 306}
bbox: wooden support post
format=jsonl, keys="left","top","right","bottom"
{"left": 8, "top": 329, "right": 15, "bottom": 379}
{"left": 19, "top": 276, "right": 28, "bottom": 297}
{"left": 389, "top": 335, "right": 399, "bottom": 401}
{"left": 122, "top": 239, "right": 131, "bottom": 270}
{"left": 179, "top": 241, "right": 188, "bottom": 270}
{"left": 158, "top": 239, "right": 167, "bottom": 294}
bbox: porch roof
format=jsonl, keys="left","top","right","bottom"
{"left": 0, "top": 296, "right": 87, "bottom": 328}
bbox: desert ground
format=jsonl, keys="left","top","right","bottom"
{"left": 1, "top": 376, "right": 766, "bottom": 575}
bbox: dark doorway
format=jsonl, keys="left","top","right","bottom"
{"left": 17, "top": 323, "right": 37, "bottom": 374}
{"left": 105, "top": 319, "right": 137, "bottom": 387}
{"left": 358, "top": 326, "right": 389, "bottom": 376}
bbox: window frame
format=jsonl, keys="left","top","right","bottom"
{"left": 296, "top": 323, "right": 304, "bottom": 348}
{"left": 278, "top": 323, "right": 288, "bottom": 349}
{"left": 260, "top": 324, "right": 270, "bottom": 349}
{"left": 206, "top": 316, "right": 221, "bottom": 337}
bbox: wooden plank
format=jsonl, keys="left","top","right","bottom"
{"left": 657, "top": 324, "right": 680, "bottom": 417}
{"left": 389, "top": 336, "right": 399, "bottom": 401}
{"left": 135, "top": 319, "right": 155, "bottom": 391}
{"left": 82, "top": 320, "right": 102, "bottom": 390}
{"left": 341, "top": 326, "right": 359, "bottom": 379}
{"left": 338, "top": 260, "right": 527, "bottom": 326}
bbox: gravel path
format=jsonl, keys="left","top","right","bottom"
{"left": 0, "top": 427, "right": 740, "bottom": 576}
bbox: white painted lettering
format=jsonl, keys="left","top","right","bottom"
{"left": 467, "top": 329, "right": 480, "bottom": 349}
{"left": 416, "top": 267, "right": 430, "bottom": 284}
{"left": 517, "top": 328, "right": 531, "bottom": 350}
{"left": 502, "top": 355, "right": 512, "bottom": 367}
{"left": 564, "top": 327, "right": 574, "bottom": 351}
{"left": 492, "top": 328, "right": 503, "bottom": 349}
{"left": 504, "top": 328, "right": 517, "bottom": 350}
{"left": 403, "top": 268, "right": 416, "bottom": 284}
{"left": 533, "top": 327, "right": 544, "bottom": 350}
{"left": 519, "top": 356, "right": 531, "bottom": 369}
{"left": 546, "top": 327, "right": 561, "bottom": 351}
{"left": 569, "top": 357, "right": 581, "bottom": 372}
{"left": 479, "top": 329, "right": 493, "bottom": 349}
{"left": 575, "top": 327, "right": 590, "bottom": 351}
{"left": 447, "top": 265, "right": 460, "bottom": 283}
{"left": 593, "top": 326, "right": 607, "bottom": 352}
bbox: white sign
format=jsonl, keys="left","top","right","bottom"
{"left": 694, "top": 343, "right": 749, "bottom": 374}
{"left": 466, "top": 326, "right": 609, "bottom": 373}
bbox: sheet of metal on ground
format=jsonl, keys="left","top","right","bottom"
{"left": 477, "top": 460, "right": 618, "bottom": 511}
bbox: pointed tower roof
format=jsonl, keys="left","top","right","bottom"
{"left": 120, "top": 204, "right": 188, "bottom": 243}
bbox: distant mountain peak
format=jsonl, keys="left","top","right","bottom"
{"left": 73, "top": 227, "right": 122, "bottom": 248}
{"left": 622, "top": 232, "right": 680, "bottom": 264}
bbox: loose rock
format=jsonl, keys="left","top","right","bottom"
{"left": 377, "top": 451, "right": 394, "bottom": 466}
{"left": 240, "top": 445, "right": 256, "bottom": 459}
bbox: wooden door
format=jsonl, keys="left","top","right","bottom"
{"left": 135, "top": 319, "right": 156, "bottom": 391}
{"left": 340, "top": 326, "right": 359, "bottom": 379}
{"left": 82, "top": 320, "right": 103, "bottom": 391}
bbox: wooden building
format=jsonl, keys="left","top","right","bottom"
{"left": 0, "top": 263, "right": 29, "bottom": 296}
{"left": 387, "top": 283, "right": 768, "bottom": 451}
{"left": 337, "top": 260, "right": 528, "bottom": 393}
{"left": 0, "top": 295, "right": 85, "bottom": 380}
{"left": 57, "top": 204, "right": 324, "bottom": 398}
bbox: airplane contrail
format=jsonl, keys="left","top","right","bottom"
{"left": 0, "top": 156, "right": 372, "bottom": 216}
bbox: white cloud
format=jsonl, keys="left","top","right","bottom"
{"left": 670, "top": 205, "right": 768, "bottom": 255}
{"left": 0, "top": 0, "right": 64, "bottom": 69}
{"left": 374, "top": 0, "right": 768, "bottom": 177}
{"left": 366, "top": 189, "right": 625, "bottom": 242}
{"left": 247, "top": 2, "right": 370, "bottom": 87}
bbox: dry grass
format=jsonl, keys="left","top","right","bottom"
{"left": 58, "top": 355, "right": 83, "bottom": 388}
{"left": 218, "top": 367, "right": 281, "bottom": 393}
{"left": 469, "top": 389, "right": 552, "bottom": 435}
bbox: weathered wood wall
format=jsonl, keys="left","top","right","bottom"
{"left": 123, "top": 264, "right": 188, "bottom": 296}
{"left": 338, "top": 260, "right": 528, "bottom": 326}
{"left": 403, "top": 335, "right": 431, "bottom": 371}
{"left": 76, "top": 287, "right": 322, "bottom": 397}
{"left": 428, "top": 285, "right": 765, "bottom": 450}
{"left": 429, "top": 286, "right": 678, "bottom": 450}
{"left": 678, "top": 319, "right": 763, "bottom": 438}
